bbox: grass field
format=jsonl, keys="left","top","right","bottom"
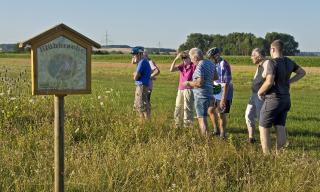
{"left": 1, "top": 53, "right": 320, "bottom": 66}
{"left": 0, "top": 57, "right": 320, "bottom": 191}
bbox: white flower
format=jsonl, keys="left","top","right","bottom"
{"left": 100, "top": 102, "right": 104, "bottom": 106}
{"left": 110, "top": 88, "right": 114, "bottom": 92}
{"left": 0, "top": 92, "right": 4, "bottom": 96}
{"left": 29, "top": 98, "right": 35, "bottom": 104}
{"left": 98, "top": 95, "right": 102, "bottom": 100}
{"left": 154, "top": 174, "right": 159, "bottom": 180}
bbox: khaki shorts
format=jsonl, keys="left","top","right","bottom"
{"left": 134, "top": 85, "right": 150, "bottom": 113}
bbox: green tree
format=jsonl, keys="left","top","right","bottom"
{"left": 252, "top": 37, "right": 268, "bottom": 53}
{"left": 265, "top": 32, "right": 299, "bottom": 55}
{"left": 178, "top": 33, "right": 213, "bottom": 52}
{"left": 210, "top": 34, "right": 226, "bottom": 53}
{"left": 178, "top": 32, "right": 299, "bottom": 56}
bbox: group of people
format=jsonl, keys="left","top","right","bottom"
{"left": 130, "top": 39, "right": 306, "bottom": 154}
{"left": 171, "top": 47, "right": 233, "bottom": 139}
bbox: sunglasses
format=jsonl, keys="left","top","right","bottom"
{"left": 181, "top": 57, "right": 189, "bottom": 60}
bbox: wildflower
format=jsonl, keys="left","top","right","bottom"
{"left": 154, "top": 174, "right": 160, "bottom": 180}
{"left": 100, "top": 102, "right": 104, "bottom": 106}
{"left": 98, "top": 95, "right": 102, "bottom": 100}
{"left": 0, "top": 92, "right": 4, "bottom": 96}
{"left": 29, "top": 98, "right": 35, "bottom": 104}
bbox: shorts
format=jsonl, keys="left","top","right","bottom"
{"left": 259, "top": 96, "right": 291, "bottom": 128}
{"left": 194, "top": 95, "right": 214, "bottom": 118}
{"left": 213, "top": 99, "right": 232, "bottom": 114}
{"left": 134, "top": 85, "right": 150, "bottom": 113}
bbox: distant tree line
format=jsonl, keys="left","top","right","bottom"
{"left": 178, "top": 32, "right": 300, "bottom": 56}
{"left": 0, "top": 43, "right": 30, "bottom": 53}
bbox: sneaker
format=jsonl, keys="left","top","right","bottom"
{"left": 212, "top": 131, "right": 220, "bottom": 136}
{"left": 248, "top": 138, "right": 256, "bottom": 144}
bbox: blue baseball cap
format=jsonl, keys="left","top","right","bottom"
{"left": 131, "top": 46, "right": 144, "bottom": 54}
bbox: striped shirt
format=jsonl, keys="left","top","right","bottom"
{"left": 214, "top": 59, "right": 233, "bottom": 100}
{"left": 192, "top": 59, "right": 215, "bottom": 98}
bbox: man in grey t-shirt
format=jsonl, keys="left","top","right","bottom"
{"left": 245, "top": 48, "right": 273, "bottom": 144}
{"left": 183, "top": 48, "right": 218, "bottom": 136}
{"left": 258, "top": 40, "right": 306, "bottom": 154}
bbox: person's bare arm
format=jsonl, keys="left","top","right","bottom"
{"left": 221, "top": 83, "right": 229, "bottom": 101}
{"left": 170, "top": 54, "right": 180, "bottom": 72}
{"left": 220, "top": 83, "right": 229, "bottom": 108}
{"left": 151, "top": 64, "right": 160, "bottom": 79}
{"left": 257, "top": 74, "right": 274, "bottom": 99}
{"left": 289, "top": 67, "right": 306, "bottom": 84}
{"left": 184, "top": 77, "right": 203, "bottom": 88}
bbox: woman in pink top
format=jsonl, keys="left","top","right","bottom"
{"left": 170, "top": 51, "right": 196, "bottom": 128}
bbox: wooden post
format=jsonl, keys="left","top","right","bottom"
{"left": 54, "top": 95, "right": 65, "bottom": 192}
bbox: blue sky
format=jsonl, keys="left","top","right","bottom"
{"left": 1, "top": 0, "right": 319, "bottom": 51}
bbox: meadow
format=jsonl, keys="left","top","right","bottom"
{"left": 1, "top": 53, "right": 320, "bottom": 66}
{"left": 0, "top": 55, "right": 320, "bottom": 191}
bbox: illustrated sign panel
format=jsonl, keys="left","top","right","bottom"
{"left": 36, "top": 36, "right": 87, "bottom": 91}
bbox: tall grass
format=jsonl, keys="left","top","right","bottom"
{"left": 0, "top": 58, "right": 319, "bottom": 191}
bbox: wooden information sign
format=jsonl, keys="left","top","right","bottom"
{"left": 20, "top": 23, "right": 100, "bottom": 192}
{"left": 20, "top": 23, "right": 101, "bottom": 95}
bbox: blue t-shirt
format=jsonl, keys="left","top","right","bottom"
{"left": 192, "top": 59, "right": 214, "bottom": 98}
{"left": 135, "top": 58, "right": 151, "bottom": 86}
{"left": 214, "top": 59, "right": 233, "bottom": 100}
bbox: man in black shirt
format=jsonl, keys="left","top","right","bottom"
{"left": 257, "top": 40, "right": 306, "bottom": 154}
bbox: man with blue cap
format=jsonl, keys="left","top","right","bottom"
{"left": 131, "top": 46, "right": 151, "bottom": 121}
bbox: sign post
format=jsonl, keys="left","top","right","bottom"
{"left": 54, "top": 95, "right": 65, "bottom": 192}
{"left": 20, "top": 23, "right": 100, "bottom": 192}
